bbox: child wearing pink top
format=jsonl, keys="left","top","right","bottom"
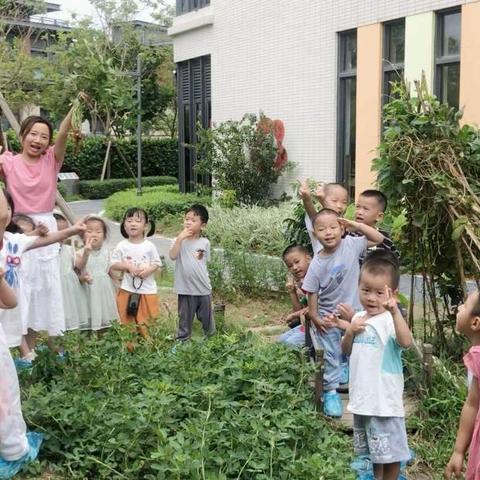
{"left": 0, "top": 104, "right": 77, "bottom": 356}
{"left": 446, "top": 290, "right": 480, "bottom": 480}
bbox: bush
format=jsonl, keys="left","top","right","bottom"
{"left": 209, "top": 248, "right": 287, "bottom": 298}
{"left": 5, "top": 131, "right": 178, "bottom": 180}
{"left": 20, "top": 326, "right": 354, "bottom": 479}
{"left": 104, "top": 185, "right": 211, "bottom": 222}
{"left": 196, "top": 114, "right": 292, "bottom": 205}
{"left": 79, "top": 176, "right": 177, "bottom": 199}
{"left": 206, "top": 204, "right": 291, "bottom": 257}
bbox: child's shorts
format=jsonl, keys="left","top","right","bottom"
{"left": 353, "top": 414, "right": 410, "bottom": 464}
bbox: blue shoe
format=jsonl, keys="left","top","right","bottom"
{"left": 351, "top": 454, "right": 374, "bottom": 479}
{"left": 14, "top": 358, "right": 32, "bottom": 371}
{"left": 323, "top": 390, "right": 343, "bottom": 417}
{"left": 340, "top": 362, "right": 349, "bottom": 384}
{"left": 0, "top": 431, "right": 43, "bottom": 479}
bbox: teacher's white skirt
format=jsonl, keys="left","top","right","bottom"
{"left": 20, "top": 213, "right": 65, "bottom": 336}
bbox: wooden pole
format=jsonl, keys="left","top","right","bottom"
{"left": 100, "top": 139, "right": 112, "bottom": 181}
{"left": 0, "top": 92, "right": 20, "bottom": 133}
{"left": 0, "top": 90, "right": 77, "bottom": 222}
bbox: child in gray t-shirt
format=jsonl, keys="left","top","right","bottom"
{"left": 302, "top": 208, "right": 384, "bottom": 418}
{"left": 169, "top": 204, "right": 215, "bottom": 341}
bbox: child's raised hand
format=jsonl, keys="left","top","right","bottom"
{"left": 178, "top": 227, "right": 193, "bottom": 240}
{"left": 444, "top": 451, "right": 464, "bottom": 479}
{"left": 78, "top": 91, "right": 89, "bottom": 103}
{"left": 84, "top": 236, "right": 94, "bottom": 253}
{"left": 314, "top": 182, "right": 326, "bottom": 202}
{"left": 35, "top": 222, "right": 49, "bottom": 237}
{"left": 382, "top": 286, "right": 398, "bottom": 314}
{"left": 336, "top": 303, "right": 354, "bottom": 322}
{"left": 73, "top": 217, "right": 87, "bottom": 234}
{"left": 337, "top": 217, "right": 358, "bottom": 232}
{"left": 348, "top": 316, "right": 367, "bottom": 336}
{"left": 298, "top": 180, "right": 311, "bottom": 200}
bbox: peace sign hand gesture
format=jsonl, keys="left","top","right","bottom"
{"left": 382, "top": 286, "right": 398, "bottom": 314}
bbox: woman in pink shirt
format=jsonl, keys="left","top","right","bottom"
{"left": 0, "top": 107, "right": 75, "bottom": 356}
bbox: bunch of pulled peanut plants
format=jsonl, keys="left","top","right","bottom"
{"left": 373, "top": 78, "right": 480, "bottom": 356}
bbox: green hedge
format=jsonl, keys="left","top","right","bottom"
{"left": 104, "top": 185, "right": 211, "bottom": 222}
{"left": 79, "top": 176, "right": 177, "bottom": 199}
{"left": 5, "top": 130, "right": 178, "bottom": 180}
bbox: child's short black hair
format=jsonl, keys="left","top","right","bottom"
{"left": 312, "top": 207, "right": 340, "bottom": 227}
{"left": 360, "top": 250, "right": 400, "bottom": 289}
{"left": 359, "top": 190, "right": 388, "bottom": 213}
{"left": 186, "top": 204, "right": 209, "bottom": 224}
{"left": 282, "top": 244, "right": 311, "bottom": 261}
{"left": 53, "top": 212, "right": 67, "bottom": 223}
{"left": 120, "top": 208, "right": 155, "bottom": 238}
{"left": 12, "top": 214, "right": 35, "bottom": 233}
{"left": 3, "top": 189, "right": 21, "bottom": 233}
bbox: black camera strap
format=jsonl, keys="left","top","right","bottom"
{"left": 132, "top": 276, "right": 144, "bottom": 291}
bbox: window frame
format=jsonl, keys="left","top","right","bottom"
{"left": 176, "top": 0, "right": 210, "bottom": 16}
{"left": 336, "top": 29, "right": 357, "bottom": 199}
{"left": 435, "top": 7, "right": 461, "bottom": 108}
{"left": 177, "top": 55, "right": 211, "bottom": 193}
{"left": 382, "top": 18, "right": 405, "bottom": 104}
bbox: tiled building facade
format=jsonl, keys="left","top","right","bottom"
{"left": 169, "top": 0, "right": 480, "bottom": 196}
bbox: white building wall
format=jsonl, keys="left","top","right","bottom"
{"left": 171, "top": 0, "right": 475, "bottom": 194}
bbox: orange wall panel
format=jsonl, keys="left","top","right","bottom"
{"left": 355, "top": 23, "right": 382, "bottom": 198}
{"left": 459, "top": 2, "right": 480, "bottom": 127}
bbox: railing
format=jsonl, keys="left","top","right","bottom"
{"left": 0, "top": 14, "right": 69, "bottom": 29}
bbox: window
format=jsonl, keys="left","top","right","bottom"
{"left": 177, "top": 55, "right": 211, "bottom": 192}
{"left": 383, "top": 19, "right": 405, "bottom": 103}
{"left": 337, "top": 30, "right": 357, "bottom": 199}
{"left": 176, "top": 0, "right": 210, "bottom": 16}
{"left": 435, "top": 9, "right": 461, "bottom": 110}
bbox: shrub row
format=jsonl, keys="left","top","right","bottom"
{"left": 104, "top": 185, "right": 211, "bottom": 222}
{"left": 5, "top": 130, "right": 178, "bottom": 180}
{"left": 209, "top": 248, "right": 287, "bottom": 298}
{"left": 78, "top": 176, "right": 177, "bottom": 199}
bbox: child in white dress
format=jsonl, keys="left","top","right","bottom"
{"left": 54, "top": 213, "right": 89, "bottom": 331}
{"left": 76, "top": 216, "right": 118, "bottom": 331}
{"left": 0, "top": 190, "right": 43, "bottom": 477}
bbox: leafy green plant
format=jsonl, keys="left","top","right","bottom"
{"left": 205, "top": 204, "right": 291, "bottom": 257}
{"left": 20, "top": 325, "right": 354, "bottom": 479}
{"left": 104, "top": 185, "right": 211, "bottom": 223}
{"left": 195, "top": 114, "right": 292, "bottom": 205}
{"left": 409, "top": 355, "right": 466, "bottom": 472}
{"left": 79, "top": 176, "right": 177, "bottom": 199}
